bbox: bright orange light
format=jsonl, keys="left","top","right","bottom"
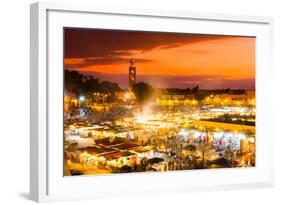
{"left": 65, "top": 36, "right": 255, "bottom": 86}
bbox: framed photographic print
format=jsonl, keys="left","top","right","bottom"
{"left": 30, "top": 2, "right": 274, "bottom": 202}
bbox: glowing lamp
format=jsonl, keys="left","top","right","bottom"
{"left": 79, "top": 96, "right": 85, "bottom": 101}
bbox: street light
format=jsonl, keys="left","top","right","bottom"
{"left": 79, "top": 96, "right": 85, "bottom": 108}
{"left": 79, "top": 96, "right": 85, "bottom": 102}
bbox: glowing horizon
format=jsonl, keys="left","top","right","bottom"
{"left": 64, "top": 28, "right": 255, "bottom": 89}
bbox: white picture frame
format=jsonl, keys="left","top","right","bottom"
{"left": 30, "top": 2, "right": 274, "bottom": 202}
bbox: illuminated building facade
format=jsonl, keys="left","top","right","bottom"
{"left": 64, "top": 91, "right": 79, "bottom": 112}
{"left": 211, "top": 90, "right": 255, "bottom": 107}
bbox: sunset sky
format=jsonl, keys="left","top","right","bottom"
{"left": 64, "top": 28, "right": 255, "bottom": 89}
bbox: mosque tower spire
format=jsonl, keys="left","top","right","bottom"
{"left": 128, "top": 58, "right": 136, "bottom": 88}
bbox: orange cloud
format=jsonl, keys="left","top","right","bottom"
{"left": 64, "top": 28, "right": 255, "bottom": 89}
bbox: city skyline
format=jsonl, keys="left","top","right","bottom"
{"left": 64, "top": 28, "right": 255, "bottom": 89}
{"left": 64, "top": 28, "right": 256, "bottom": 175}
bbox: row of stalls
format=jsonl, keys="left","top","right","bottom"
{"left": 66, "top": 136, "right": 168, "bottom": 174}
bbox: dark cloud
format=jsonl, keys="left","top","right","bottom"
{"left": 65, "top": 57, "right": 152, "bottom": 68}
{"left": 64, "top": 28, "right": 233, "bottom": 59}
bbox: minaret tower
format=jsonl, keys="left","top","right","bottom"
{"left": 128, "top": 58, "right": 136, "bottom": 88}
